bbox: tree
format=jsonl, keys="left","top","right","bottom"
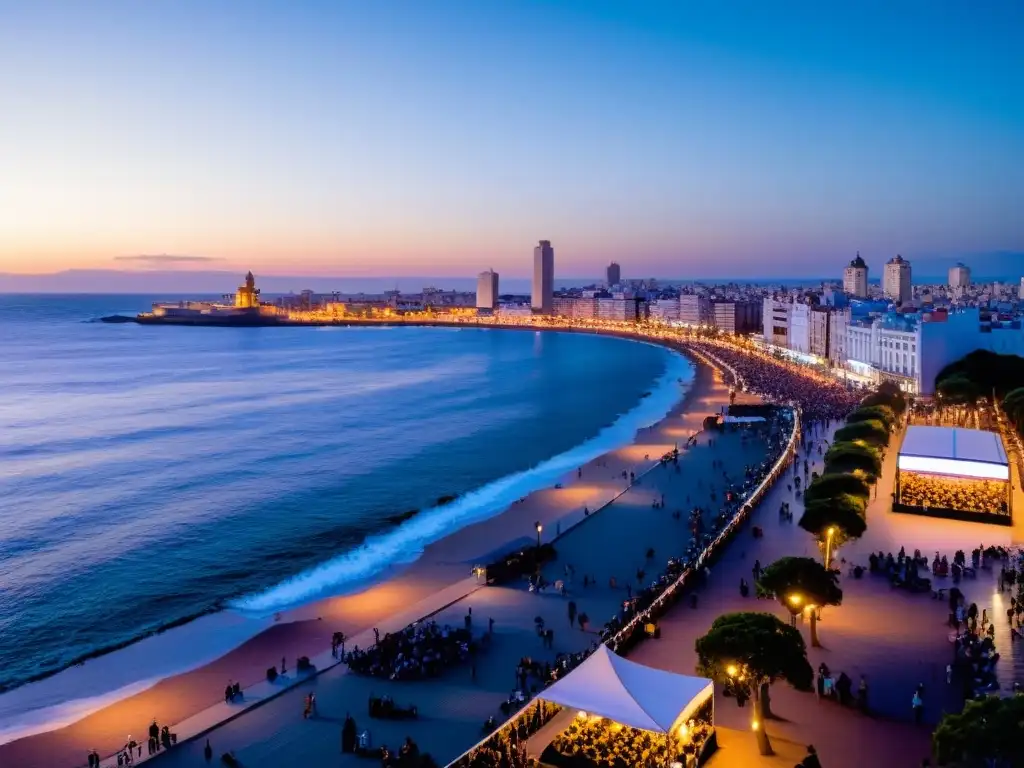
{"left": 757, "top": 557, "right": 843, "bottom": 648}
{"left": 1002, "top": 387, "right": 1024, "bottom": 432}
{"left": 860, "top": 391, "right": 905, "bottom": 414}
{"left": 695, "top": 612, "right": 813, "bottom": 756}
{"left": 799, "top": 494, "right": 867, "bottom": 562}
{"left": 845, "top": 405, "right": 897, "bottom": 429}
{"left": 804, "top": 473, "right": 871, "bottom": 505}
{"left": 933, "top": 694, "right": 1024, "bottom": 766}
{"left": 823, "top": 441, "right": 882, "bottom": 480}
{"left": 833, "top": 419, "right": 889, "bottom": 447}
{"left": 937, "top": 374, "right": 978, "bottom": 406}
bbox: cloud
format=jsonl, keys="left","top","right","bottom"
{"left": 114, "top": 254, "right": 223, "bottom": 264}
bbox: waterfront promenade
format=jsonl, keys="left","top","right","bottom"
{"left": 106, "top": 360, "right": 759, "bottom": 767}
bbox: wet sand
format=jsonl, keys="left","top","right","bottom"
{"left": 0, "top": 334, "right": 720, "bottom": 768}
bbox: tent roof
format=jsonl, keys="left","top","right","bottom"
{"left": 538, "top": 645, "right": 713, "bottom": 734}
{"left": 899, "top": 426, "right": 1007, "bottom": 466}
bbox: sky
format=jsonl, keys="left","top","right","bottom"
{"left": 1, "top": 0, "right": 1022, "bottom": 281}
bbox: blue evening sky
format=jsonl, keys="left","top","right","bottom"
{"left": 0, "top": 1, "right": 1021, "bottom": 280}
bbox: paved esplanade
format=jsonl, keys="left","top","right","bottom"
{"left": 150, "top": 367, "right": 771, "bottom": 766}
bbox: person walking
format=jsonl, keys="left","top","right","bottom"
{"left": 567, "top": 600, "right": 577, "bottom": 628}
{"left": 912, "top": 689, "right": 924, "bottom": 724}
{"left": 204, "top": 739, "right": 213, "bottom": 762}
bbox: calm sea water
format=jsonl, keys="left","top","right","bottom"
{"left": 0, "top": 295, "right": 689, "bottom": 692}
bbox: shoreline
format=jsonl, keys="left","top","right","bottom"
{"left": 0, "top": 327, "right": 709, "bottom": 761}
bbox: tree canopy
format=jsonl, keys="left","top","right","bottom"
{"left": 804, "top": 473, "right": 871, "bottom": 505}
{"left": 758, "top": 557, "right": 843, "bottom": 609}
{"left": 933, "top": 694, "right": 1024, "bottom": 766}
{"left": 799, "top": 495, "right": 867, "bottom": 543}
{"left": 936, "top": 349, "right": 1024, "bottom": 400}
{"left": 823, "top": 441, "right": 882, "bottom": 480}
{"left": 695, "top": 612, "right": 812, "bottom": 756}
{"left": 695, "top": 612, "right": 813, "bottom": 692}
{"left": 833, "top": 419, "right": 889, "bottom": 447}
{"left": 758, "top": 557, "right": 842, "bottom": 647}
{"left": 845, "top": 404, "right": 897, "bottom": 429}
{"left": 936, "top": 374, "right": 979, "bottom": 406}
{"left": 1001, "top": 387, "right": 1024, "bottom": 433}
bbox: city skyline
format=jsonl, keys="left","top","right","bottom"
{"left": 1, "top": 2, "right": 1022, "bottom": 280}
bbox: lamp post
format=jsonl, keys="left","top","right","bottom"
{"left": 787, "top": 593, "right": 803, "bottom": 627}
{"left": 535, "top": 521, "right": 543, "bottom": 550}
{"left": 825, "top": 526, "right": 836, "bottom": 570}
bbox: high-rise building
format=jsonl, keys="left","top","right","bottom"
{"left": 476, "top": 269, "right": 499, "bottom": 310}
{"left": 883, "top": 254, "right": 912, "bottom": 306}
{"left": 712, "top": 300, "right": 761, "bottom": 335}
{"left": 606, "top": 262, "right": 621, "bottom": 287}
{"left": 762, "top": 297, "right": 792, "bottom": 346}
{"left": 948, "top": 263, "right": 971, "bottom": 292}
{"left": 679, "top": 295, "right": 712, "bottom": 326}
{"left": 532, "top": 240, "right": 554, "bottom": 314}
{"left": 842, "top": 253, "right": 869, "bottom": 297}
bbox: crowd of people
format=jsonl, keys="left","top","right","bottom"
{"left": 344, "top": 620, "right": 479, "bottom": 681}
{"left": 686, "top": 341, "right": 861, "bottom": 426}
{"left": 544, "top": 706, "right": 713, "bottom": 768}
{"left": 898, "top": 472, "right": 1008, "bottom": 515}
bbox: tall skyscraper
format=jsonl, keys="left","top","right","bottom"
{"left": 532, "top": 240, "right": 554, "bottom": 313}
{"left": 842, "top": 253, "right": 869, "bottom": 297}
{"left": 476, "top": 269, "right": 499, "bottom": 310}
{"left": 606, "top": 262, "right": 621, "bottom": 287}
{"left": 883, "top": 254, "right": 912, "bottom": 305}
{"left": 948, "top": 263, "right": 971, "bottom": 292}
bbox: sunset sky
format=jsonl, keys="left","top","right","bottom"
{"left": 1, "top": 1, "right": 1022, "bottom": 279}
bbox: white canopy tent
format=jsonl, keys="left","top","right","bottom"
{"left": 898, "top": 426, "right": 1009, "bottom": 481}
{"left": 538, "top": 644, "right": 713, "bottom": 734}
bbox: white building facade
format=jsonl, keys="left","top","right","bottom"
{"left": 476, "top": 269, "right": 499, "bottom": 310}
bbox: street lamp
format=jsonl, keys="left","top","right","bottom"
{"left": 825, "top": 526, "right": 837, "bottom": 570}
{"left": 787, "top": 593, "right": 803, "bottom": 626}
{"left": 535, "top": 521, "right": 543, "bottom": 549}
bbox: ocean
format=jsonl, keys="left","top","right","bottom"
{"left": 0, "top": 295, "right": 692, "bottom": 697}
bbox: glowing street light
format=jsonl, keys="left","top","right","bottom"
{"left": 535, "top": 521, "right": 543, "bottom": 549}
{"left": 825, "top": 526, "right": 837, "bottom": 569}
{"left": 726, "top": 664, "right": 738, "bottom": 678}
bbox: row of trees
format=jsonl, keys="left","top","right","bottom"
{"left": 694, "top": 384, "right": 906, "bottom": 756}
{"left": 936, "top": 349, "right": 1024, "bottom": 434}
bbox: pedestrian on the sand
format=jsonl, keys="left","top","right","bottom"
{"left": 568, "top": 600, "right": 577, "bottom": 627}
{"left": 204, "top": 739, "right": 213, "bottom": 762}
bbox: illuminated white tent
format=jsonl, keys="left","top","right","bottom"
{"left": 539, "top": 644, "right": 713, "bottom": 734}
{"left": 898, "top": 426, "right": 1009, "bottom": 481}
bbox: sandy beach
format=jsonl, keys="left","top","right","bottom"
{"left": 116, "top": 354, "right": 766, "bottom": 768}
{"left": 0, "top": 330, "right": 727, "bottom": 768}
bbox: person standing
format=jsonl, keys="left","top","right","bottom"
{"left": 204, "top": 739, "right": 213, "bottom": 762}
{"left": 912, "top": 689, "right": 924, "bottom": 724}
{"left": 567, "top": 600, "right": 577, "bottom": 628}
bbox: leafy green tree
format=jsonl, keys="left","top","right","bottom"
{"left": 799, "top": 494, "right": 867, "bottom": 562}
{"left": 845, "top": 405, "right": 897, "bottom": 429}
{"left": 860, "top": 390, "right": 906, "bottom": 414}
{"left": 757, "top": 557, "right": 843, "bottom": 647}
{"left": 937, "top": 374, "right": 978, "bottom": 406}
{"left": 933, "top": 694, "right": 1024, "bottom": 766}
{"left": 804, "top": 473, "right": 871, "bottom": 504}
{"left": 1002, "top": 387, "right": 1024, "bottom": 432}
{"left": 823, "top": 441, "right": 882, "bottom": 480}
{"left": 695, "top": 612, "right": 813, "bottom": 756}
{"left": 833, "top": 419, "right": 889, "bottom": 447}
